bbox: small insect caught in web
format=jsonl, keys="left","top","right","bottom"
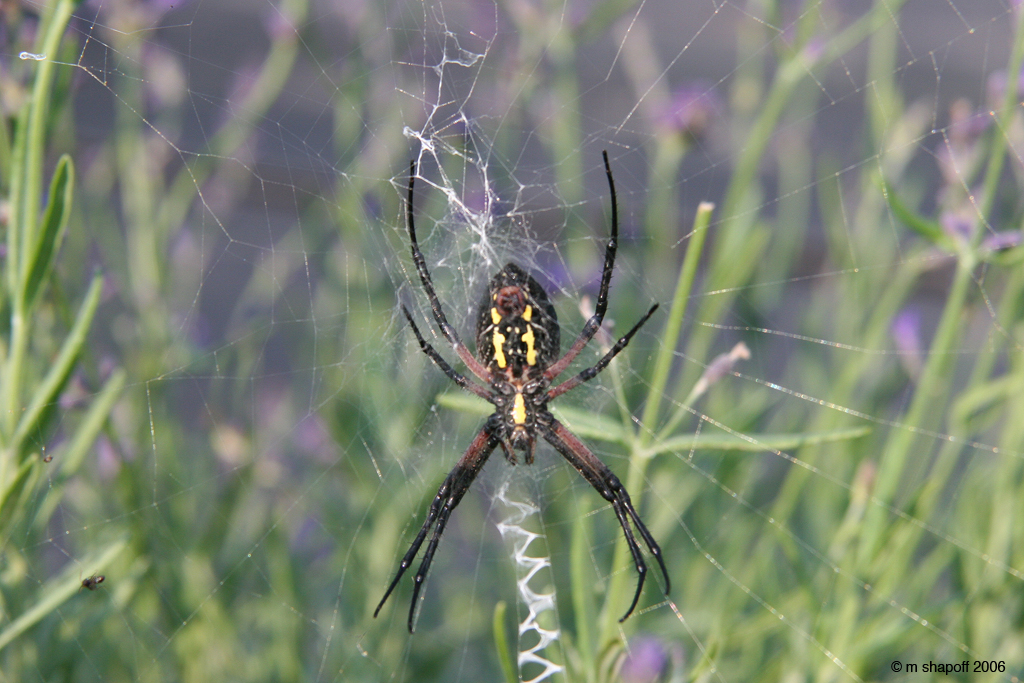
{"left": 80, "top": 575, "right": 105, "bottom": 591}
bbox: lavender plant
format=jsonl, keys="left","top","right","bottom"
{"left": 3, "top": 1, "right": 1024, "bottom": 681}
{"left": 0, "top": 0, "right": 124, "bottom": 654}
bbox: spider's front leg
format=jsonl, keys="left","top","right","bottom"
{"left": 547, "top": 303, "right": 659, "bottom": 400}
{"left": 401, "top": 305, "right": 492, "bottom": 401}
{"left": 404, "top": 159, "right": 493, "bottom": 384}
{"left": 374, "top": 423, "right": 500, "bottom": 632}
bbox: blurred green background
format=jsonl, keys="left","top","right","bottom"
{"left": 1, "top": 0, "right": 1023, "bottom": 681}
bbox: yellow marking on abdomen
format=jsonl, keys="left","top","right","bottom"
{"left": 491, "top": 307, "right": 501, "bottom": 325}
{"left": 512, "top": 393, "right": 526, "bottom": 425}
{"left": 523, "top": 305, "right": 532, "bottom": 321}
{"left": 522, "top": 325, "right": 537, "bottom": 365}
{"left": 492, "top": 330, "right": 507, "bottom": 368}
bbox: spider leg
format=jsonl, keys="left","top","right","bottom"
{"left": 405, "top": 160, "right": 493, "bottom": 384}
{"left": 374, "top": 425, "right": 499, "bottom": 632}
{"left": 402, "top": 305, "right": 492, "bottom": 401}
{"left": 544, "top": 150, "right": 620, "bottom": 381}
{"left": 497, "top": 438, "right": 517, "bottom": 465}
{"left": 548, "top": 303, "right": 659, "bottom": 400}
{"left": 541, "top": 418, "right": 669, "bottom": 622}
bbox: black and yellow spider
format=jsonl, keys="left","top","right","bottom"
{"left": 375, "top": 151, "right": 670, "bottom": 632}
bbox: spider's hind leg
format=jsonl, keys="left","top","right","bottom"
{"left": 541, "top": 417, "right": 669, "bottom": 621}
{"left": 374, "top": 425, "right": 500, "bottom": 632}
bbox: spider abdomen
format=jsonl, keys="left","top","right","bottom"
{"left": 475, "top": 263, "right": 560, "bottom": 375}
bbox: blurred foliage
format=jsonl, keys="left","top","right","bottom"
{"left": 0, "top": 0, "right": 1023, "bottom": 682}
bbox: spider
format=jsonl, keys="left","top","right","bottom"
{"left": 374, "top": 151, "right": 670, "bottom": 632}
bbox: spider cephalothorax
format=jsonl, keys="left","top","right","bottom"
{"left": 374, "top": 151, "right": 669, "bottom": 632}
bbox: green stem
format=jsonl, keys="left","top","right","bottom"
{"left": 598, "top": 203, "right": 712, "bottom": 644}
{"left": 642, "top": 202, "right": 713, "bottom": 445}
{"left": 975, "top": 8, "right": 1024, "bottom": 236}
{"left": 20, "top": 0, "right": 76, "bottom": 272}
{"left": 913, "top": 260, "right": 1024, "bottom": 529}
{"left": 683, "top": 0, "right": 909, "bottom": 392}
{"left": 3, "top": 0, "right": 76, "bottom": 444}
{"left": 858, "top": 2, "right": 1024, "bottom": 566}
{"left": 643, "top": 136, "right": 688, "bottom": 271}
{"left": 0, "top": 538, "right": 127, "bottom": 652}
{"left": 858, "top": 256, "right": 973, "bottom": 564}
{"left": 11, "top": 274, "right": 103, "bottom": 451}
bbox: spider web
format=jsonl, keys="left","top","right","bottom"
{"left": 6, "top": 0, "right": 1024, "bottom": 681}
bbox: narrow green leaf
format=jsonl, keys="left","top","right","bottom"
{"left": 950, "top": 374, "right": 1017, "bottom": 428}
{"left": 880, "top": 178, "right": 952, "bottom": 249}
{"left": 551, "top": 406, "right": 629, "bottom": 443}
{"left": 12, "top": 273, "right": 102, "bottom": 451}
{"left": 0, "top": 102, "right": 13, "bottom": 196}
{"left": 0, "top": 537, "right": 126, "bottom": 652}
{"left": 648, "top": 426, "right": 872, "bottom": 456}
{"left": 20, "top": 0, "right": 78, "bottom": 274}
{"left": 6, "top": 103, "right": 30, "bottom": 297}
{"left": 0, "top": 455, "right": 38, "bottom": 531}
{"left": 22, "top": 154, "right": 74, "bottom": 308}
{"left": 32, "top": 369, "right": 126, "bottom": 531}
{"left": 60, "top": 369, "right": 124, "bottom": 475}
{"left": 492, "top": 601, "right": 517, "bottom": 683}
{"left": 569, "top": 509, "right": 596, "bottom": 681}
{"left": 434, "top": 391, "right": 491, "bottom": 417}
{"left": 434, "top": 391, "right": 868, "bottom": 452}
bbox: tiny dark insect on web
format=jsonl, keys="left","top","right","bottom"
{"left": 81, "top": 575, "right": 105, "bottom": 591}
{"left": 374, "top": 151, "right": 669, "bottom": 632}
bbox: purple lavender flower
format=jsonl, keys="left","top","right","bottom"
{"left": 939, "top": 211, "right": 972, "bottom": 243}
{"left": 621, "top": 636, "right": 668, "bottom": 683}
{"left": 981, "top": 230, "right": 1023, "bottom": 253}
{"left": 986, "top": 65, "right": 1024, "bottom": 109}
{"left": 96, "top": 435, "right": 122, "bottom": 481}
{"left": 801, "top": 36, "right": 826, "bottom": 64}
{"left": 657, "top": 83, "right": 722, "bottom": 140}
{"left": 936, "top": 99, "right": 989, "bottom": 193}
{"left": 891, "top": 308, "right": 922, "bottom": 379}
